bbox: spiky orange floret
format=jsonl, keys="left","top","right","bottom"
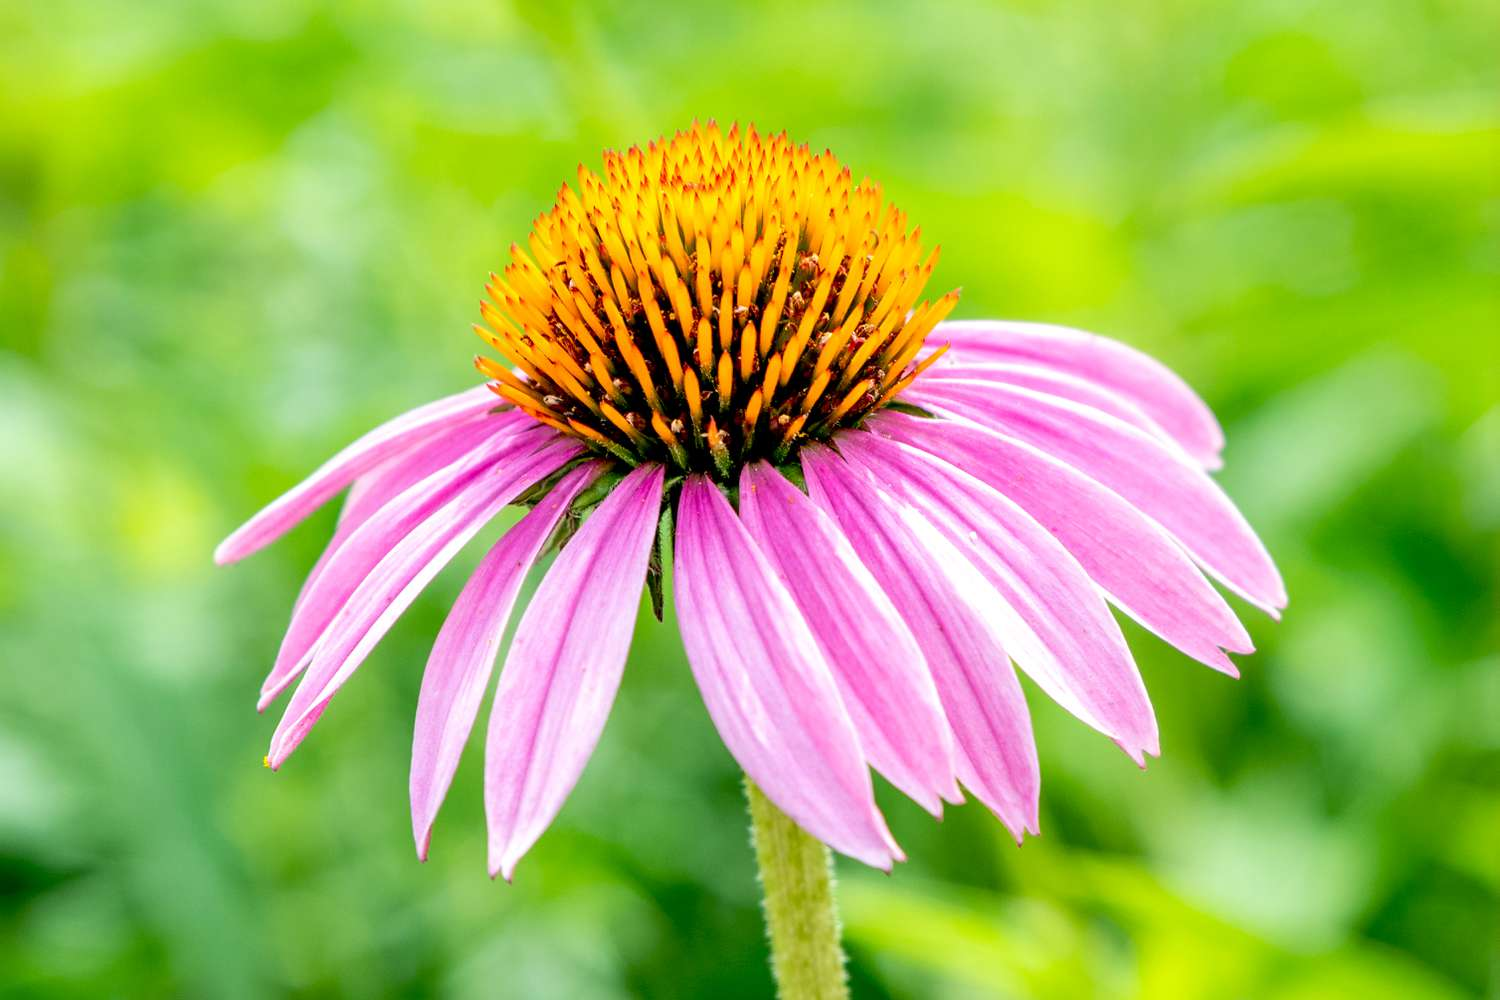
{"left": 473, "top": 122, "right": 957, "bottom": 475}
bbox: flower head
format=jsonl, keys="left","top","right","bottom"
{"left": 473, "top": 122, "right": 957, "bottom": 476}
{"left": 217, "top": 124, "right": 1284, "bottom": 878}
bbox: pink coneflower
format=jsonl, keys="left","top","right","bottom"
{"left": 217, "top": 124, "right": 1283, "bottom": 888}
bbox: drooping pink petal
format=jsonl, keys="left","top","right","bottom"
{"left": 339, "top": 464, "right": 386, "bottom": 528}
{"left": 929, "top": 320, "right": 1224, "bottom": 468}
{"left": 801, "top": 446, "right": 1040, "bottom": 840}
{"left": 675, "top": 475, "right": 901, "bottom": 868}
{"left": 215, "top": 385, "right": 501, "bottom": 565}
{"left": 872, "top": 411, "right": 1252, "bottom": 674}
{"left": 266, "top": 437, "right": 581, "bottom": 767}
{"left": 738, "top": 462, "right": 959, "bottom": 815}
{"left": 838, "top": 430, "right": 1159, "bottom": 763}
{"left": 335, "top": 410, "right": 534, "bottom": 541}
{"left": 259, "top": 421, "right": 553, "bottom": 709}
{"left": 290, "top": 412, "right": 531, "bottom": 617}
{"left": 410, "top": 461, "right": 602, "bottom": 860}
{"left": 921, "top": 359, "right": 1180, "bottom": 455}
{"left": 907, "top": 379, "right": 1287, "bottom": 615}
{"left": 485, "top": 464, "right": 664, "bottom": 881}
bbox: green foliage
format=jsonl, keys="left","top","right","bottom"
{"left": 1, "top": 0, "right": 1494, "bottom": 996}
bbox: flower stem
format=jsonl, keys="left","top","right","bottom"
{"left": 745, "top": 777, "right": 849, "bottom": 1000}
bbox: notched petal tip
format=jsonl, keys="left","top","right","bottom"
{"left": 1184, "top": 643, "right": 1241, "bottom": 679}
{"left": 879, "top": 818, "right": 905, "bottom": 869}
{"left": 489, "top": 851, "right": 519, "bottom": 883}
{"left": 1118, "top": 722, "right": 1162, "bottom": 767}
{"left": 1001, "top": 808, "right": 1040, "bottom": 846}
{"left": 849, "top": 823, "right": 904, "bottom": 872}
{"left": 910, "top": 773, "right": 965, "bottom": 819}
{"left": 920, "top": 775, "right": 966, "bottom": 819}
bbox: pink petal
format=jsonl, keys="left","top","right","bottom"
{"left": 266, "top": 437, "right": 581, "bottom": 767}
{"left": 838, "top": 430, "right": 1159, "bottom": 763}
{"left": 485, "top": 464, "right": 664, "bottom": 880}
{"left": 908, "top": 379, "right": 1287, "bottom": 615}
{"left": 215, "top": 385, "right": 501, "bottom": 564}
{"left": 259, "top": 421, "right": 552, "bottom": 709}
{"left": 873, "top": 411, "right": 1252, "bottom": 674}
{"left": 290, "top": 412, "right": 530, "bottom": 617}
{"left": 739, "top": 462, "right": 959, "bottom": 816}
{"left": 921, "top": 359, "right": 1181, "bottom": 456}
{"left": 930, "top": 320, "right": 1224, "bottom": 468}
{"left": 675, "top": 475, "right": 901, "bottom": 868}
{"left": 410, "top": 461, "right": 603, "bottom": 860}
{"left": 336, "top": 410, "right": 534, "bottom": 540}
{"left": 801, "top": 446, "right": 1040, "bottom": 840}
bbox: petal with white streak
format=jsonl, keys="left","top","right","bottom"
{"left": 675, "top": 475, "right": 901, "bottom": 868}
{"left": 872, "top": 412, "right": 1252, "bottom": 673}
{"left": 215, "top": 385, "right": 500, "bottom": 564}
{"left": 801, "top": 446, "right": 1040, "bottom": 839}
{"left": 931, "top": 320, "right": 1224, "bottom": 468}
{"left": 485, "top": 464, "right": 664, "bottom": 880}
{"left": 411, "top": 461, "right": 602, "bottom": 859}
{"left": 922, "top": 359, "right": 1180, "bottom": 455}
{"left": 286, "top": 412, "right": 529, "bottom": 654}
{"left": 838, "top": 430, "right": 1158, "bottom": 763}
{"left": 260, "top": 420, "right": 551, "bottom": 709}
{"left": 738, "top": 462, "right": 959, "bottom": 814}
{"left": 908, "top": 379, "right": 1287, "bottom": 615}
{"left": 267, "top": 437, "right": 580, "bottom": 766}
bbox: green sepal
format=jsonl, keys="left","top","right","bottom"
{"left": 645, "top": 498, "right": 675, "bottom": 622}
{"left": 881, "top": 399, "right": 934, "bottom": 419}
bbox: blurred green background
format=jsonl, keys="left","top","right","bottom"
{"left": 2, "top": 0, "right": 1496, "bottom": 996}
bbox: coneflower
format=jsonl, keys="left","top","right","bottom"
{"left": 217, "top": 123, "right": 1282, "bottom": 999}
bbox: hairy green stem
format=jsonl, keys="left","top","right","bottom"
{"left": 745, "top": 778, "right": 849, "bottom": 1000}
